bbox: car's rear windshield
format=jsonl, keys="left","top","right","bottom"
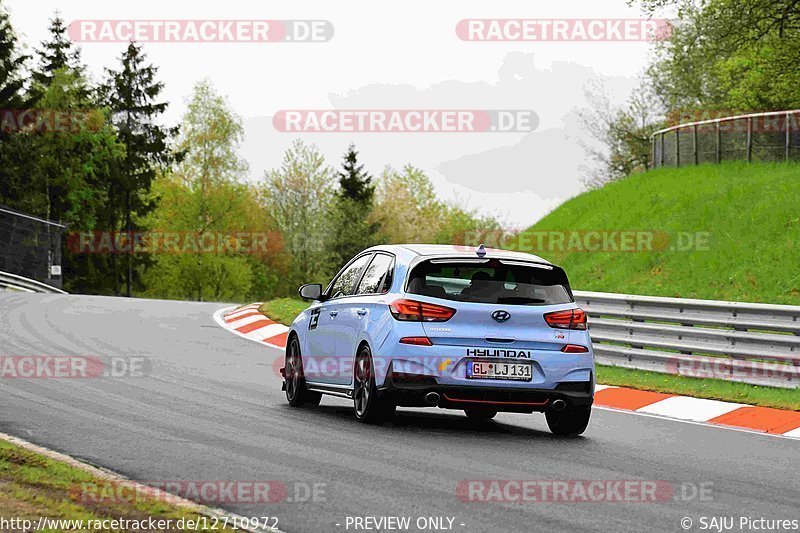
{"left": 406, "top": 259, "right": 573, "bottom": 305}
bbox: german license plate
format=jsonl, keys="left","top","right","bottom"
{"left": 467, "top": 361, "right": 532, "bottom": 381}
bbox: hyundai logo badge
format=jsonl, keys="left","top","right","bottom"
{"left": 491, "top": 310, "right": 511, "bottom": 323}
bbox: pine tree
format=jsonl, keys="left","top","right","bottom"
{"left": 0, "top": 0, "right": 32, "bottom": 214}
{"left": 328, "top": 144, "right": 380, "bottom": 266}
{"left": 31, "top": 13, "right": 87, "bottom": 101}
{"left": 101, "top": 42, "right": 178, "bottom": 296}
{"left": 0, "top": 0, "right": 27, "bottom": 108}
{"left": 337, "top": 143, "right": 374, "bottom": 203}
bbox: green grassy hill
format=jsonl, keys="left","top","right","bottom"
{"left": 516, "top": 162, "right": 800, "bottom": 305}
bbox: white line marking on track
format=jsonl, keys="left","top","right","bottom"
{"left": 227, "top": 314, "right": 273, "bottom": 330}
{"left": 213, "top": 306, "right": 288, "bottom": 350}
{"left": 594, "top": 384, "right": 617, "bottom": 392}
{"left": 595, "top": 406, "right": 800, "bottom": 441}
{"left": 224, "top": 305, "right": 262, "bottom": 321}
{"left": 636, "top": 395, "right": 746, "bottom": 422}
{"left": 244, "top": 323, "right": 288, "bottom": 341}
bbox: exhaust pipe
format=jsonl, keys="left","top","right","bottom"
{"left": 425, "top": 392, "right": 440, "bottom": 405}
{"left": 551, "top": 399, "right": 567, "bottom": 412}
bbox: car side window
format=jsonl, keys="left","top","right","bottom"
{"left": 356, "top": 253, "right": 394, "bottom": 295}
{"left": 328, "top": 254, "right": 373, "bottom": 299}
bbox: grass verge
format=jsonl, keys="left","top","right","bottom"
{"left": 0, "top": 438, "right": 238, "bottom": 531}
{"left": 518, "top": 162, "right": 800, "bottom": 304}
{"left": 259, "top": 298, "right": 308, "bottom": 326}
{"left": 256, "top": 298, "right": 800, "bottom": 411}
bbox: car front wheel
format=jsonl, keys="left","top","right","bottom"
{"left": 353, "top": 345, "right": 395, "bottom": 424}
{"left": 285, "top": 336, "right": 322, "bottom": 407}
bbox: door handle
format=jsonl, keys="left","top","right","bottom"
{"left": 329, "top": 311, "right": 338, "bottom": 317}
{"left": 357, "top": 309, "right": 368, "bottom": 316}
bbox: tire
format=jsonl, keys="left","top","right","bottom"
{"left": 464, "top": 408, "right": 498, "bottom": 421}
{"left": 284, "top": 336, "right": 322, "bottom": 407}
{"left": 545, "top": 405, "right": 591, "bottom": 436}
{"left": 353, "top": 345, "right": 395, "bottom": 424}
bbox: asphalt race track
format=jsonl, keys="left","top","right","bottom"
{"left": 0, "top": 293, "right": 797, "bottom": 533}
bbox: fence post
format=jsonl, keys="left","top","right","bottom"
{"left": 746, "top": 117, "right": 752, "bottom": 162}
{"left": 787, "top": 112, "right": 792, "bottom": 162}
{"left": 693, "top": 124, "right": 698, "bottom": 165}
{"left": 675, "top": 129, "right": 680, "bottom": 167}
{"left": 660, "top": 132, "right": 665, "bottom": 167}
{"left": 651, "top": 134, "right": 656, "bottom": 168}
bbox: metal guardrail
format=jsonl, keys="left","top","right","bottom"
{"left": 573, "top": 290, "right": 800, "bottom": 388}
{"left": 0, "top": 271, "right": 67, "bottom": 294}
{"left": 651, "top": 109, "right": 800, "bottom": 167}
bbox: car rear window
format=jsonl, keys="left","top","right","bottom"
{"left": 406, "top": 259, "right": 573, "bottom": 305}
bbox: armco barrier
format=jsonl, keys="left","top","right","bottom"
{"left": 574, "top": 290, "right": 800, "bottom": 388}
{"left": 0, "top": 270, "right": 67, "bottom": 294}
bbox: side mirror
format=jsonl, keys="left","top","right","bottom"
{"left": 298, "top": 283, "right": 324, "bottom": 301}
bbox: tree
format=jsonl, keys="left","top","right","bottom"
{"left": 373, "top": 165, "right": 442, "bottom": 243}
{"left": 0, "top": 0, "right": 32, "bottom": 213}
{"left": 434, "top": 203, "right": 504, "bottom": 246}
{"left": 338, "top": 144, "right": 374, "bottom": 203}
{"left": 30, "top": 13, "right": 87, "bottom": 102}
{"left": 261, "top": 140, "right": 336, "bottom": 284}
{"left": 327, "top": 144, "right": 380, "bottom": 266}
{"left": 101, "top": 42, "right": 178, "bottom": 296}
{"left": 30, "top": 69, "right": 121, "bottom": 227}
{"left": 579, "top": 78, "right": 663, "bottom": 188}
{"left": 640, "top": 0, "right": 800, "bottom": 112}
{"left": 145, "top": 79, "right": 257, "bottom": 301}
{"left": 0, "top": 0, "right": 26, "bottom": 108}
{"left": 31, "top": 69, "right": 125, "bottom": 293}
{"left": 373, "top": 165, "right": 502, "bottom": 246}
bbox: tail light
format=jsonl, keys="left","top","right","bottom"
{"left": 399, "top": 336, "right": 433, "bottom": 346}
{"left": 544, "top": 308, "right": 587, "bottom": 330}
{"left": 390, "top": 299, "right": 456, "bottom": 322}
{"left": 561, "top": 344, "right": 589, "bottom": 353}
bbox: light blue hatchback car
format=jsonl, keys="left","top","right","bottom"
{"left": 281, "top": 244, "right": 595, "bottom": 435}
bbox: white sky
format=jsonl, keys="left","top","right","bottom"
{"left": 6, "top": 0, "right": 661, "bottom": 228}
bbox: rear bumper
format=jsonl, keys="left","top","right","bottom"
{"left": 379, "top": 368, "right": 593, "bottom": 413}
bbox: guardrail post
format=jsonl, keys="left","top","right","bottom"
{"left": 631, "top": 317, "right": 644, "bottom": 350}
{"left": 746, "top": 117, "right": 753, "bottom": 162}
{"left": 786, "top": 112, "right": 792, "bottom": 162}
{"left": 693, "top": 124, "right": 698, "bottom": 165}
{"left": 675, "top": 129, "right": 680, "bottom": 166}
{"left": 716, "top": 121, "right": 721, "bottom": 163}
